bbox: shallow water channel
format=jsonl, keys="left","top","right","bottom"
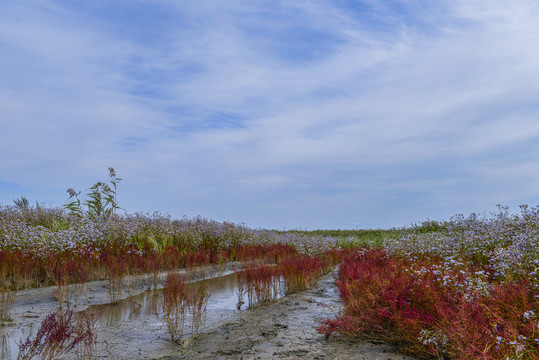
{"left": 1, "top": 269, "right": 283, "bottom": 360}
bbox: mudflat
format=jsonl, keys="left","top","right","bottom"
{"left": 2, "top": 265, "right": 418, "bottom": 360}
{"left": 160, "top": 268, "right": 418, "bottom": 360}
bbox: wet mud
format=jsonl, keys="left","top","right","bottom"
{"left": 1, "top": 263, "right": 239, "bottom": 360}
{"left": 159, "top": 268, "right": 419, "bottom": 360}
{"left": 2, "top": 265, "right": 419, "bottom": 360}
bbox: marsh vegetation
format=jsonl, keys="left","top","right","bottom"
{"left": 2, "top": 170, "right": 539, "bottom": 359}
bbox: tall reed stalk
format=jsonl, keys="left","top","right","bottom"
{"left": 64, "top": 167, "right": 123, "bottom": 219}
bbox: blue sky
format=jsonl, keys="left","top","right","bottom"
{"left": 2, "top": 0, "right": 539, "bottom": 230}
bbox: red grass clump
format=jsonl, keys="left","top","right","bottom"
{"left": 281, "top": 255, "right": 323, "bottom": 294}
{"left": 187, "top": 283, "right": 209, "bottom": 335}
{"left": 0, "top": 287, "right": 16, "bottom": 322}
{"left": 163, "top": 272, "right": 188, "bottom": 342}
{"left": 163, "top": 272, "right": 209, "bottom": 343}
{"left": 17, "top": 309, "right": 97, "bottom": 360}
{"left": 235, "top": 263, "right": 282, "bottom": 307}
{"left": 53, "top": 260, "right": 89, "bottom": 308}
{"left": 234, "top": 244, "right": 297, "bottom": 264}
{"left": 318, "top": 248, "right": 539, "bottom": 359}
{"left": 145, "top": 251, "right": 164, "bottom": 290}
{"left": 105, "top": 255, "right": 127, "bottom": 304}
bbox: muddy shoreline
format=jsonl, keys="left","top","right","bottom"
{"left": 159, "top": 268, "right": 418, "bottom": 360}
{"left": 1, "top": 263, "right": 239, "bottom": 360}
{"left": 2, "top": 265, "right": 419, "bottom": 360}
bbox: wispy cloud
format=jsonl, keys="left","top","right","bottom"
{"left": 1, "top": 0, "right": 539, "bottom": 228}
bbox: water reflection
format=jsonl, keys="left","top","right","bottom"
{"left": 0, "top": 272, "right": 248, "bottom": 360}
{"left": 83, "top": 272, "right": 240, "bottom": 328}
{"left": 0, "top": 322, "right": 34, "bottom": 360}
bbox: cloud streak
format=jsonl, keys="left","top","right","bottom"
{"left": 2, "top": 0, "right": 539, "bottom": 229}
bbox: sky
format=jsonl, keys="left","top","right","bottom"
{"left": 2, "top": 0, "right": 539, "bottom": 230}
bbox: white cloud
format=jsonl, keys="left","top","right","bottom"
{"left": 2, "top": 0, "right": 539, "bottom": 228}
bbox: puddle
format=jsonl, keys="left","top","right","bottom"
{"left": 1, "top": 270, "right": 285, "bottom": 360}
{"left": 1, "top": 268, "right": 419, "bottom": 360}
{"left": 175, "top": 268, "right": 420, "bottom": 360}
{"left": 1, "top": 323, "right": 35, "bottom": 360}
{"left": 86, "top": 272, "right": 243, "bottom": 327}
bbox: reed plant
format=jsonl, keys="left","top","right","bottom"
{"left": 64, "top": 167, "right": 123, "bottom": 220}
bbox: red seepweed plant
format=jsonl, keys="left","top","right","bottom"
{"left": 163, "top": 272, "right": 188, "bottom": 342}
{"left": 280, "top": 251, "right": 347, "bottom": 295}
{"left": 281, "top": 255, "right": 322, "bottom": 294}
{"left": 187, "top": 283, "right": 209, "bottom": 335}
{"left": 318, "top": 248, "right": 539, "bottom": 359}
{"left": 233, "top": 244, "right": 297, "bottom": 264}
{"left": 53, "top": 261, "right": 69, "bottom": 309}
{"left": 235, "top": 263, "right": 281, "bottom": 308}
{"left": 145, "top": 251, "right": 164, "bottom": 290}
{"left": 263, "top": 244, "right": 298, "bottom": 264}
{"left": 163, "top": 272, "right": 210, "bottom": 343}
{"left": 428, "top": 278, "right": 539, "bottom": 359}
{"left": 105, "top": 255, "right": 127, "bottom": 304}
{"left": 17, "top": 309, "right": 97, "bottom": 360}
{"left": 67, "top": 260, "right": 89, "bottom": 305}
{"left": 319, "top": 249, "right": 454, "bottom": 356}
{"left": 235, "top": 251, "right": 342, "bottom": 308}
{"left": 185, "top": 251, "right": 210, "bottom": 281}
{"left": 322, "top": 248, "right": 350, "bottom": 268}
{"left": 53, "top": 260, "right": 89, "bottom": 308}
{"left": 0, "top": 286, "right": 16, "bottom": 322}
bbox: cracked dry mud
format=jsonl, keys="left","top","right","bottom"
{"left": 159, "top": 268, "right": 418, "bottom": 360}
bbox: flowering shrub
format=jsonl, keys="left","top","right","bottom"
{"left": 0, "top": 204, "right": 340, "bottom": 299}
{"left": 384, "top": 205, "right": 539, "bottom": 283}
